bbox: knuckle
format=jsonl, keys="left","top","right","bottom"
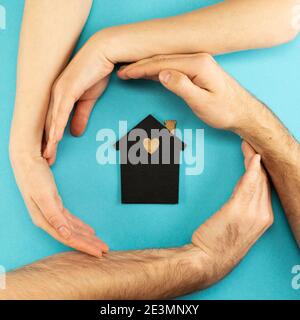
{"left": 47, "top": 215, "right": 63, "bottom": 229}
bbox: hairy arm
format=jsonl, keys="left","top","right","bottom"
{"left": 235, "top": 102, "right": 300, "bottom": 247}
{"left": 0, "top": 149, "right": 273, "bottom": 299}
{"left": 119, "top": 53, "right": 300, "bottom": 248}
{"left": 9, "top": 0, "right": 109, "bottom": 257}
{"left": 44, "top": 0, "right": 300, "bottom": 160}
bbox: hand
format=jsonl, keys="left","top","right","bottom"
{"left": 118, "top": 53, "right": 258, "bottom": 131}
{"left": 10, "top": 152, "right": 109, "bottom": 257}
{"left": 191, "top": 141, "right": 273, "bottom": 279}
{"left": 43, "top": 34, "right": 114, "bottom": 165}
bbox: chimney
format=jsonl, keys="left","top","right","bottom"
{"left": 164, "top": 120, "right": 177, "bottom": 134}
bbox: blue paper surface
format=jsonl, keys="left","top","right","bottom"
{"left": 0, "top": 0, "right": 299, "bottom": 299}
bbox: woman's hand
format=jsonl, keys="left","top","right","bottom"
{"left": 10, "top": 150, "right": 109, "bottom": 257}
{"left": 43, "top": 35, "right": 114, "bottom": 165}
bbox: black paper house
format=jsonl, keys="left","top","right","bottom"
{"left": 115, "top": 115, "right": 185, "bottom": 204}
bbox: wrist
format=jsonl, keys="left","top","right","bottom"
{"left": 183, "top": 244, "right": 220, "bottom": 289}
{"left": 93, "top": 28, "right": 125, "bottom": 64}
{"left": 9, "top": 138, "right": 41, "bottom": 170}
{"left": 230, "top": 93, "right": 264, "bottom": 135}
{"left": 95, "top": 22, "right": 165, "bottom": 64}
{"left": 232, "top": 96, "right": 300, "bottom": 162}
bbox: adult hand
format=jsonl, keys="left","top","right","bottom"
{"left": 192, "top": 141, "right": 273, "bottom": 279}
{"left": 10, "top": 152, "right": 109, "bottom": 257}
{"left": 43, "top": 35, "right": 114, "bottom": 165}
{"left": 118, "top": 53, "right": 257, "bottom": 131}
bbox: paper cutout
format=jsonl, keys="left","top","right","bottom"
{"left": 116, "top": 115, "right": 185, "bottom": 204}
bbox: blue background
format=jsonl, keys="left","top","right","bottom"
{"left": 0, "top": 0, "right": 299, "bottom": 299}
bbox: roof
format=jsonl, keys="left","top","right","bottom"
{"left": 115, "top": 114, "right": 185, "bottom": 150}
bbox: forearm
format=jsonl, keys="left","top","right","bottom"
{"left": 100, "top": 0, "right": 299, "bottom": 63}
{"left": 0, "top": 208, "right": 268, "bottom": 300}
{"left": 0, "top": 246, "right": 213, "bottom": 300}
{"left": 10, "top": 0, "right": 93, "bottom": 158}
{"left": 235, "top": 100, "right": 300, "bottom": 247}
{"left": 0, "top": 148, "right": 271, "bottom": 299}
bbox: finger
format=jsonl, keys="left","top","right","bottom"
{"left": 119, "top": 55, "right": 199, "bottom": 80}
{"left": 118, "top": 53, "right": 196, "bottom": 79}
{"left": 43, "top": 94, "right": 55, "bottom": 160}
{"left": 158, "top": 69, "right": 209, "bottom": 109}
{"left": 29, "top": 200, "right": 107, "bottom": 257}
{"left": 70, "top": 77, "right": 109, "bottom": 137}
{"left": 43, "top": 94, "right": 75, "bottom": 161}
{"left": 62, "top": 209, "right": 109, "bottom": 253}
{"left": 64, "top": 209, "right": 96, "bottom": 235}
{"left": 71, "top": 99, "right": 97, "bottom": 137}
{"left": 68, "top": 232, "right": 105, "bottom": 257}
{"left": 46, "top": 148, "right": 57, "bottom": 167}
{"left": 234, "top": 154, "right": 262, "bottom": 203}
{"left": 118, "top": 54, "right": 217, "bottom": 91}
{"left": 32, "top": 193, "right": 72, "bottom": 240}
{"left": 241, "top": 140, "right": 257, "bottom": 169}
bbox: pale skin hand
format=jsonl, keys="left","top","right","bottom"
{"left": 0, "top": 145, "right": 273, "bottom": 300}
{"left": 119, "top": 53, "right": 300, "bottom": 247}
{"left": 43, "top": 0, "right": 299, "bottom": 164}
{"left": 10, "top": 0, "right": 108, "bottom": 257}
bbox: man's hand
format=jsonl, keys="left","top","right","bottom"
{"left": 119, "top": 53, "right": 300, "bottom": 247}
{"left": 2, "top": 142, "right": 274, "bottom": 300}
{"left": 43, "top": 0, "right": 299, "bottom": 166}
{"left": 118, "top": 53, "right": 256, "bottom": 131}
{"left": 44, "top": 51, "right": 252, "bottom": 165}
{"left": 192, "top": 141, "right": 273, "bottom": 280}
{"left": 10, "top": 151, "right": 109, "bottom": 257}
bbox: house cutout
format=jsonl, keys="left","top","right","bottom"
{"left": 116, "top": 115, "right": 185, "bottom": 204}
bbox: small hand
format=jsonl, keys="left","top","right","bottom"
{"left": 118, "top": 53, "right": 256, "bottom": 131}
{"left": 192, "top": 141, "right": 273, "bottom": 275}
{"left": 11, "top": 153, "right": 109, "bottom": 257}
{"left": 43, "top": 35, "right": 114, "bottom": 165}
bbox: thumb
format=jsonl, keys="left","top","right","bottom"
{"left": 159, "top": 70, "right": 208, "bottom": 108}
{"left": 234, "top": 154, "right": 262, "bottom": 203}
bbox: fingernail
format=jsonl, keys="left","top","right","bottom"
{"left": 159, "top": 72, "right": 171, "bottom": 84}
{"left": 58, "top": 226, "right": 71, "bottom": 239}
